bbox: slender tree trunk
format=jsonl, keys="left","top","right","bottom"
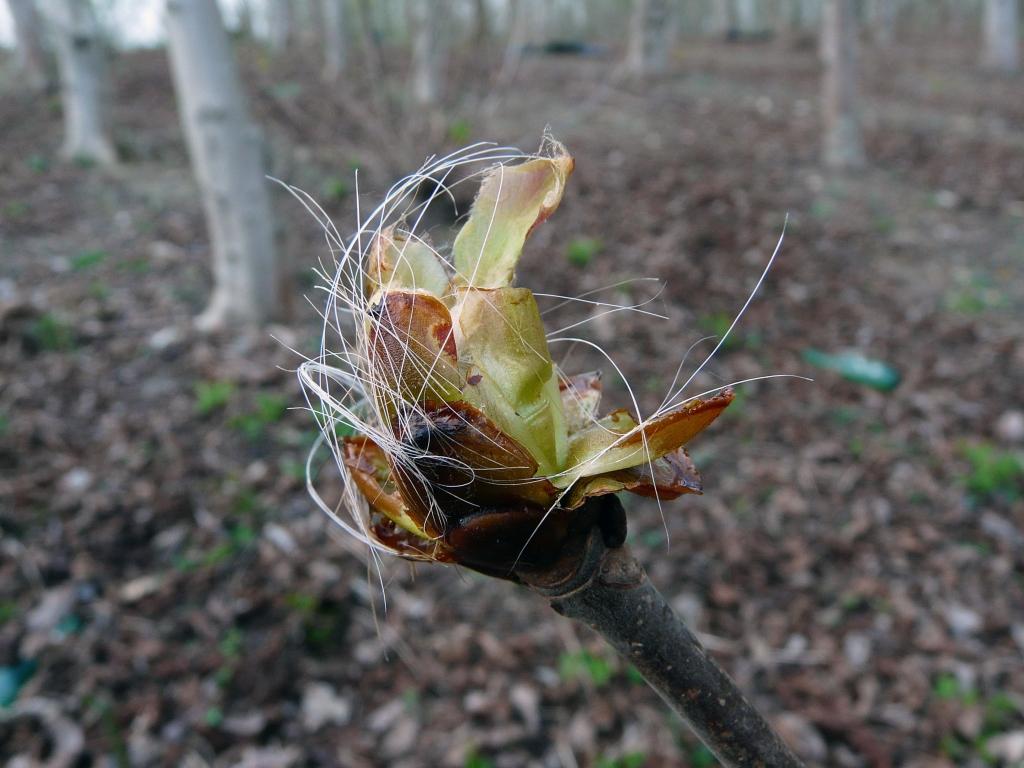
{"left": 821, "top": 0, "right": 865, "bottom": 168}
{"left": 6, "top": 0, "right": 52, "bottom": 90}
{"left": 625, "top": 0, "right": 675, "bottom": 78}
{"left": 735, "top": 0, "right": 759, "bottom": 34}
{"left": 165, "top": 0, "right": 280, "bottom": 330}
{"left": 866, "top": 0, "right": 896, "bottom": 45}
{"left": 497, "top": 0, "right": 529, "bottom": 84}
{"left": 267, "top": 0, "right": 292, "bottom": 53}
{"left": 322, "top": 0, "right": 346, "bottom": 80}
{"left": 47, "top": 0, "right": 116, "bottom": 165}
{"left": 981, "top": 0, "right": 1019, "bottom": 72}
{"left": 408, "top": 0, "right": 441, "bottom": 106}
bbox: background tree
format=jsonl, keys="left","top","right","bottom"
{"left": 266, "top": 0, "right": 292, "bottom": 53}
{"left": 821, "top": 0, "right": 865, "bottom": 168}
{"left": 408, "top": 0, "right": 441, "bottom": 106}
{"left": 321, "top": 0, "right": 346, "bottom": 81}
{"left": 625, "top": 0, "right": 676, "bottom": 78}
{"left": 981, "top": 0, "right": 1020, "bottom": 72}
{"left": 47, "top": 0, "right": 116, "bottom": 165}
{"left": 165, "top": 0, "right": 280, "bottom": 330}
{"left": 5, "top": 0, "right": 52, "bottom": 90}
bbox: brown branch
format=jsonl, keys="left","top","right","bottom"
{"left": 514, "top": 499, "right": 805, "bottom": 768}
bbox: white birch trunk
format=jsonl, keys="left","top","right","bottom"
{"left": 822, "top": 0, "right": 865, "bottom": 168}
{"left": 267, "top": 0, "right": 292, "bottom": 53}
{"left": 497, "top": 0, "right": 529, "bottom": 84}
{"left": 735, "top": 0, "right": 759, "bottom": 33}
{"left": 322, "top": 0, "right": 346, "bottom": 80}
{"left": 625, "top": 0, "right": 674, "bottom": 78}
{"left": 6, "top": 0, "right": 51, "bottom": 90}
{"left": 866, "top": 0, "right": 896, "bottom": 45}
{"left": 981, "top": 0, "right": 1019, "bottom": 71}
{"left": 47, "top": 0, "right": 116, "bottom": 165}
{"left": 165, "top": 0, "right": 280, "bottom": 330}
{"left": 408, "top": 0, "right": 441, "bottom": 106}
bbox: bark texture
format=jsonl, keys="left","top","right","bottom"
{"left": 821, "top": 0, "right": 865, "bottom": 168}
{"left": 165, "top": 0, "right": 280, "bottom": 330}
{"left": 48, "top": 0, "right": 115, "bottom": 164}
{"left": 516, "top": 515, "right": 805, "bottom": 768}
{"left": 6, "top": 0, "right": 51, "bottom": 90}
{"left": 981, "top": 0, "right": 1020, "bottom": 72}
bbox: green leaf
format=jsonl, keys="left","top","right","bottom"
{"left": 453, "top": 152, "right": 573, "bottom": 289}
{"left": 366, "top": 226, "right": 450, "bottom": 298}
{"left": 453, "top": 287, "right": 567, "bottom": 475}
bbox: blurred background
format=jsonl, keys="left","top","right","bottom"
{"left": 1, "top": 1, "right": 1023, "bottom": 766}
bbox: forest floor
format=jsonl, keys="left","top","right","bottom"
{"left": 1, "top": 34, "right": 1023, "bottom": 768}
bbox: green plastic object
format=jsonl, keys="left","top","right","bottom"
{"left": 802, "top": 349, "right": 901, "bottom": 392}
{"left": 0, "top": 659, "right": 37, "bottom": 707}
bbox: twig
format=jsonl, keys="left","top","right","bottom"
{"left": 515, "top": 499, "right": 805, "bottom": 768}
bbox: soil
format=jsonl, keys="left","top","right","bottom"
{"left": 1, "top": 33, "right": 1023, "bottom": 768}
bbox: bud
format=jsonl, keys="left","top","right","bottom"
{"left": 301, "top": 140, "right": 733, "bottom": 574}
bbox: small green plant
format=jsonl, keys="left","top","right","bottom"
{"left": 596, "top": 753, "right": 646, "bottom": 768}
{"left": 5, "top": 201, "right": 28, "bottom": 220}
{"left": 27, "top": 154, "right": 49, "bottom": 173}
{"left": 559, "top": 650, "right": 614, "bottom": 687}
{"left": 230, "top": 393, "right": 288, "bottom": 440}
{"left": 0, "top": 412, "right": 9, "bottom": 439}
{"left": 463, "top": 750, "right": 495, "bottom": 768}
{"left": 960, "top": 442, "right": 1024, "bottom": 502}
{"left": 945, "top": 272, "right": 1007, "bottom": 315}
{"left": 194, "top": 380, "right": 235, "bottom": 415}
{"left": 0, "top": 601, "right": 16, "bottom": 625}
{"left": 448, "top": 117, "right": 472, "bottom": 145}
{"left": 690, "top": 745, "right": 717, "bottom": 767}
{"left": 203, "top": 706, "right": 224, "bottom": 727}
{"left": 28, "top": 313, "right": 74, "bottom": 351}
{"left": 566, "top": 236, "right": 603, "bottom": 267}
{"left": 322, "top": 176, "right": 350, "bottom": 202}
{"left": 70, "top": 249, "right": 109, "bottom": 271}
{"left": 933, "top": 672, "right": 973, "bottom": 703}
{"left": 698, "top": 312, "right": 743, "bottom": 351}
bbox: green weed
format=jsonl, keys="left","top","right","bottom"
{"left": 230, "top": 393, "right": 288, "bottom": 440}
{"left": 448, "top": 117, "right": 472, "bottom": 145}
{"left": 194, "top": 380, "right": 235, "bottom": 415}
{"left": 960, "top": 442, "right": 1024, "bottom": 502}
{"left": 71, "top": 249, "right": 108, "bottom": 271}
{"left": 566, "top": 237, "right": 603, "bottom": 267}
{"left": 28, "top": 313, "right": 74, "bottom": 351}
{"left": 558, "top": 650, "right": 614, "bottom": 687}
{"left": 322, "top": 176, "right": 350, "bottom": 202}
{"left": 596, "top": 753, "right": 646, "bottom": 768}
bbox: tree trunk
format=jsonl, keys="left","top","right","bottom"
{"left": 625, "top": 0, "right": 675, "bottom": 78}
{"left": 267, "top": 0, "right": 292, "bottom": 53}
{"left": 47, "top": 0, "right": 116, "bottom": 165}
{"left": 408, "top": 0, "right": 441, "bottom": 106}
{"left": 866, "top": 0, "right": 896, "bottom": 45}
{"left": 981, "top": 0, "right": 1019, "bottom": 71}
{"left": 165, "top": 0, "right": 280, "bottom": 330}
{"left": 497, "top": 0, "right": 529, "bottom": 83}
{"left": 821, "top": 0, "right": 865, "bottom": 168}
{"left": 6, "top": 0, "right": 52, "bottom": 90}
{"left": 322, "top": 0, "right": 346, "bottom": 80}
{"left": 735, "top": 0, "right": 760, "bottom": 34}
